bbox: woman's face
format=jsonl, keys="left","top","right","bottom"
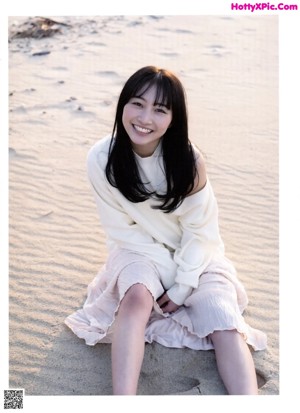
{"left": 122, "top": 85, "right": 172, "bottom": 157}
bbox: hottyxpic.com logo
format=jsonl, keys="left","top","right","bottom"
{"left": 231, "top": 2, "right": 298, "bottom": 11}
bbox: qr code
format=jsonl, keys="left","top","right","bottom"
{"left": 4, "top": 390, "right": 24, "bottom": 409}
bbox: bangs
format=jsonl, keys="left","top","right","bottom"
{"left": 134, "top": 77, "right": 173, "bottom": 109}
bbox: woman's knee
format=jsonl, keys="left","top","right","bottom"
{"left": 210, "top": 329, "right": 240, "bottom": 344}
{"left": 120, "top": 283, "right": 153, "bottom": 314}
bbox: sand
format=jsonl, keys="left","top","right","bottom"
{"left": 8, "top": 15, "right": 279, "bottom": 399}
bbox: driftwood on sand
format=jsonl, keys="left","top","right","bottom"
{"left": 10, "top": 17, "right": 71, "bottom": 40}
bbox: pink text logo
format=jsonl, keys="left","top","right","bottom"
{"left": 231, "top": 2, "right": 298, "bottom": 11}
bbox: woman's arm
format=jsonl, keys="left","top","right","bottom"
{"left": 166, "top": 152, "right": 224, "bottom": 306}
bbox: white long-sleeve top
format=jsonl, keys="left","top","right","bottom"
{"left": 87, "top": 135, "right": 226, "bottom": 305}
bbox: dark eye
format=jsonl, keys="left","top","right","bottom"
{"left": 132, "top": 101, "right": 142, "bottom": 107}
{"left": 155, "top": 107, "right": 167, "bottom": 114}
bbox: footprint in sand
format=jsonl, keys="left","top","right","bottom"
{"left": 99, "top": 100, "right": 112, "bottom": 107}
{"left": 204, "top": 44, "right": 229, "bottom": 58}
{"left": 95, "top": 70, "right": 120, "bottom": 79}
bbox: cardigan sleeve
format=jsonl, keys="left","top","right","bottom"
{"left": 167, "top": 179, "right": 225, "bottom": 305}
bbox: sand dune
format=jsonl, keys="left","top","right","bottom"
{"left": 9, "top": 15, "right": 278, "bottom": 396}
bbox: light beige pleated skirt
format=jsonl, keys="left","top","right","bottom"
{"left": 65, "top": 248, "right": 267, "bottom": 351}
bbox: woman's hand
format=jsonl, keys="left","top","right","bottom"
{"left": 157, "top": 292, "right": 180, "bottom": 314}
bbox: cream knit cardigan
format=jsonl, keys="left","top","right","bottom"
{"left": 87, "top": 135, "right": 227, "bottom": 306}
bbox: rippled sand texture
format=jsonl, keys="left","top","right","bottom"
{"left": 9, "top": 15, "right": 278, "bottom": 395}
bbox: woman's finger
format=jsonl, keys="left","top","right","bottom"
{"left": 157, "top": 292, "right": 169, "bottom": 307}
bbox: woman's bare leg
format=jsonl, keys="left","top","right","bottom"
{"left": 210, "top": 329, "right": 258, "bottom": 395}
{"left": 111, "top": 284, "right": 153, "bottom": 395}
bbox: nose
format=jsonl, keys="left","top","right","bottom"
{"left": 137, "top": 108, "right": 152, "bottom": 125}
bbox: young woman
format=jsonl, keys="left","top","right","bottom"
{"left": 65, "top": 66, "right": 267, "bottom": 395}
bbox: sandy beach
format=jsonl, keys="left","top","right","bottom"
{"left": 8, "top": 15, "right": 278, "bottom": 397}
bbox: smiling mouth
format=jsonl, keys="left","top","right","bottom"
{"left": 133, "top": 124, "right": 153, "bottom": 134}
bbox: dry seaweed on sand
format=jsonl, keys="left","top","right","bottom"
{"left": 10, "top": 17, "right": 71, "bottom": 40}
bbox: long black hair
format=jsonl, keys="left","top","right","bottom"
{"left": 105, "top": 66, "right": 198, "bottom": 213}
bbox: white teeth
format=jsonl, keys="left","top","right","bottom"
{"left": 134, "top": 124, "right": 152, "bottom": 133}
